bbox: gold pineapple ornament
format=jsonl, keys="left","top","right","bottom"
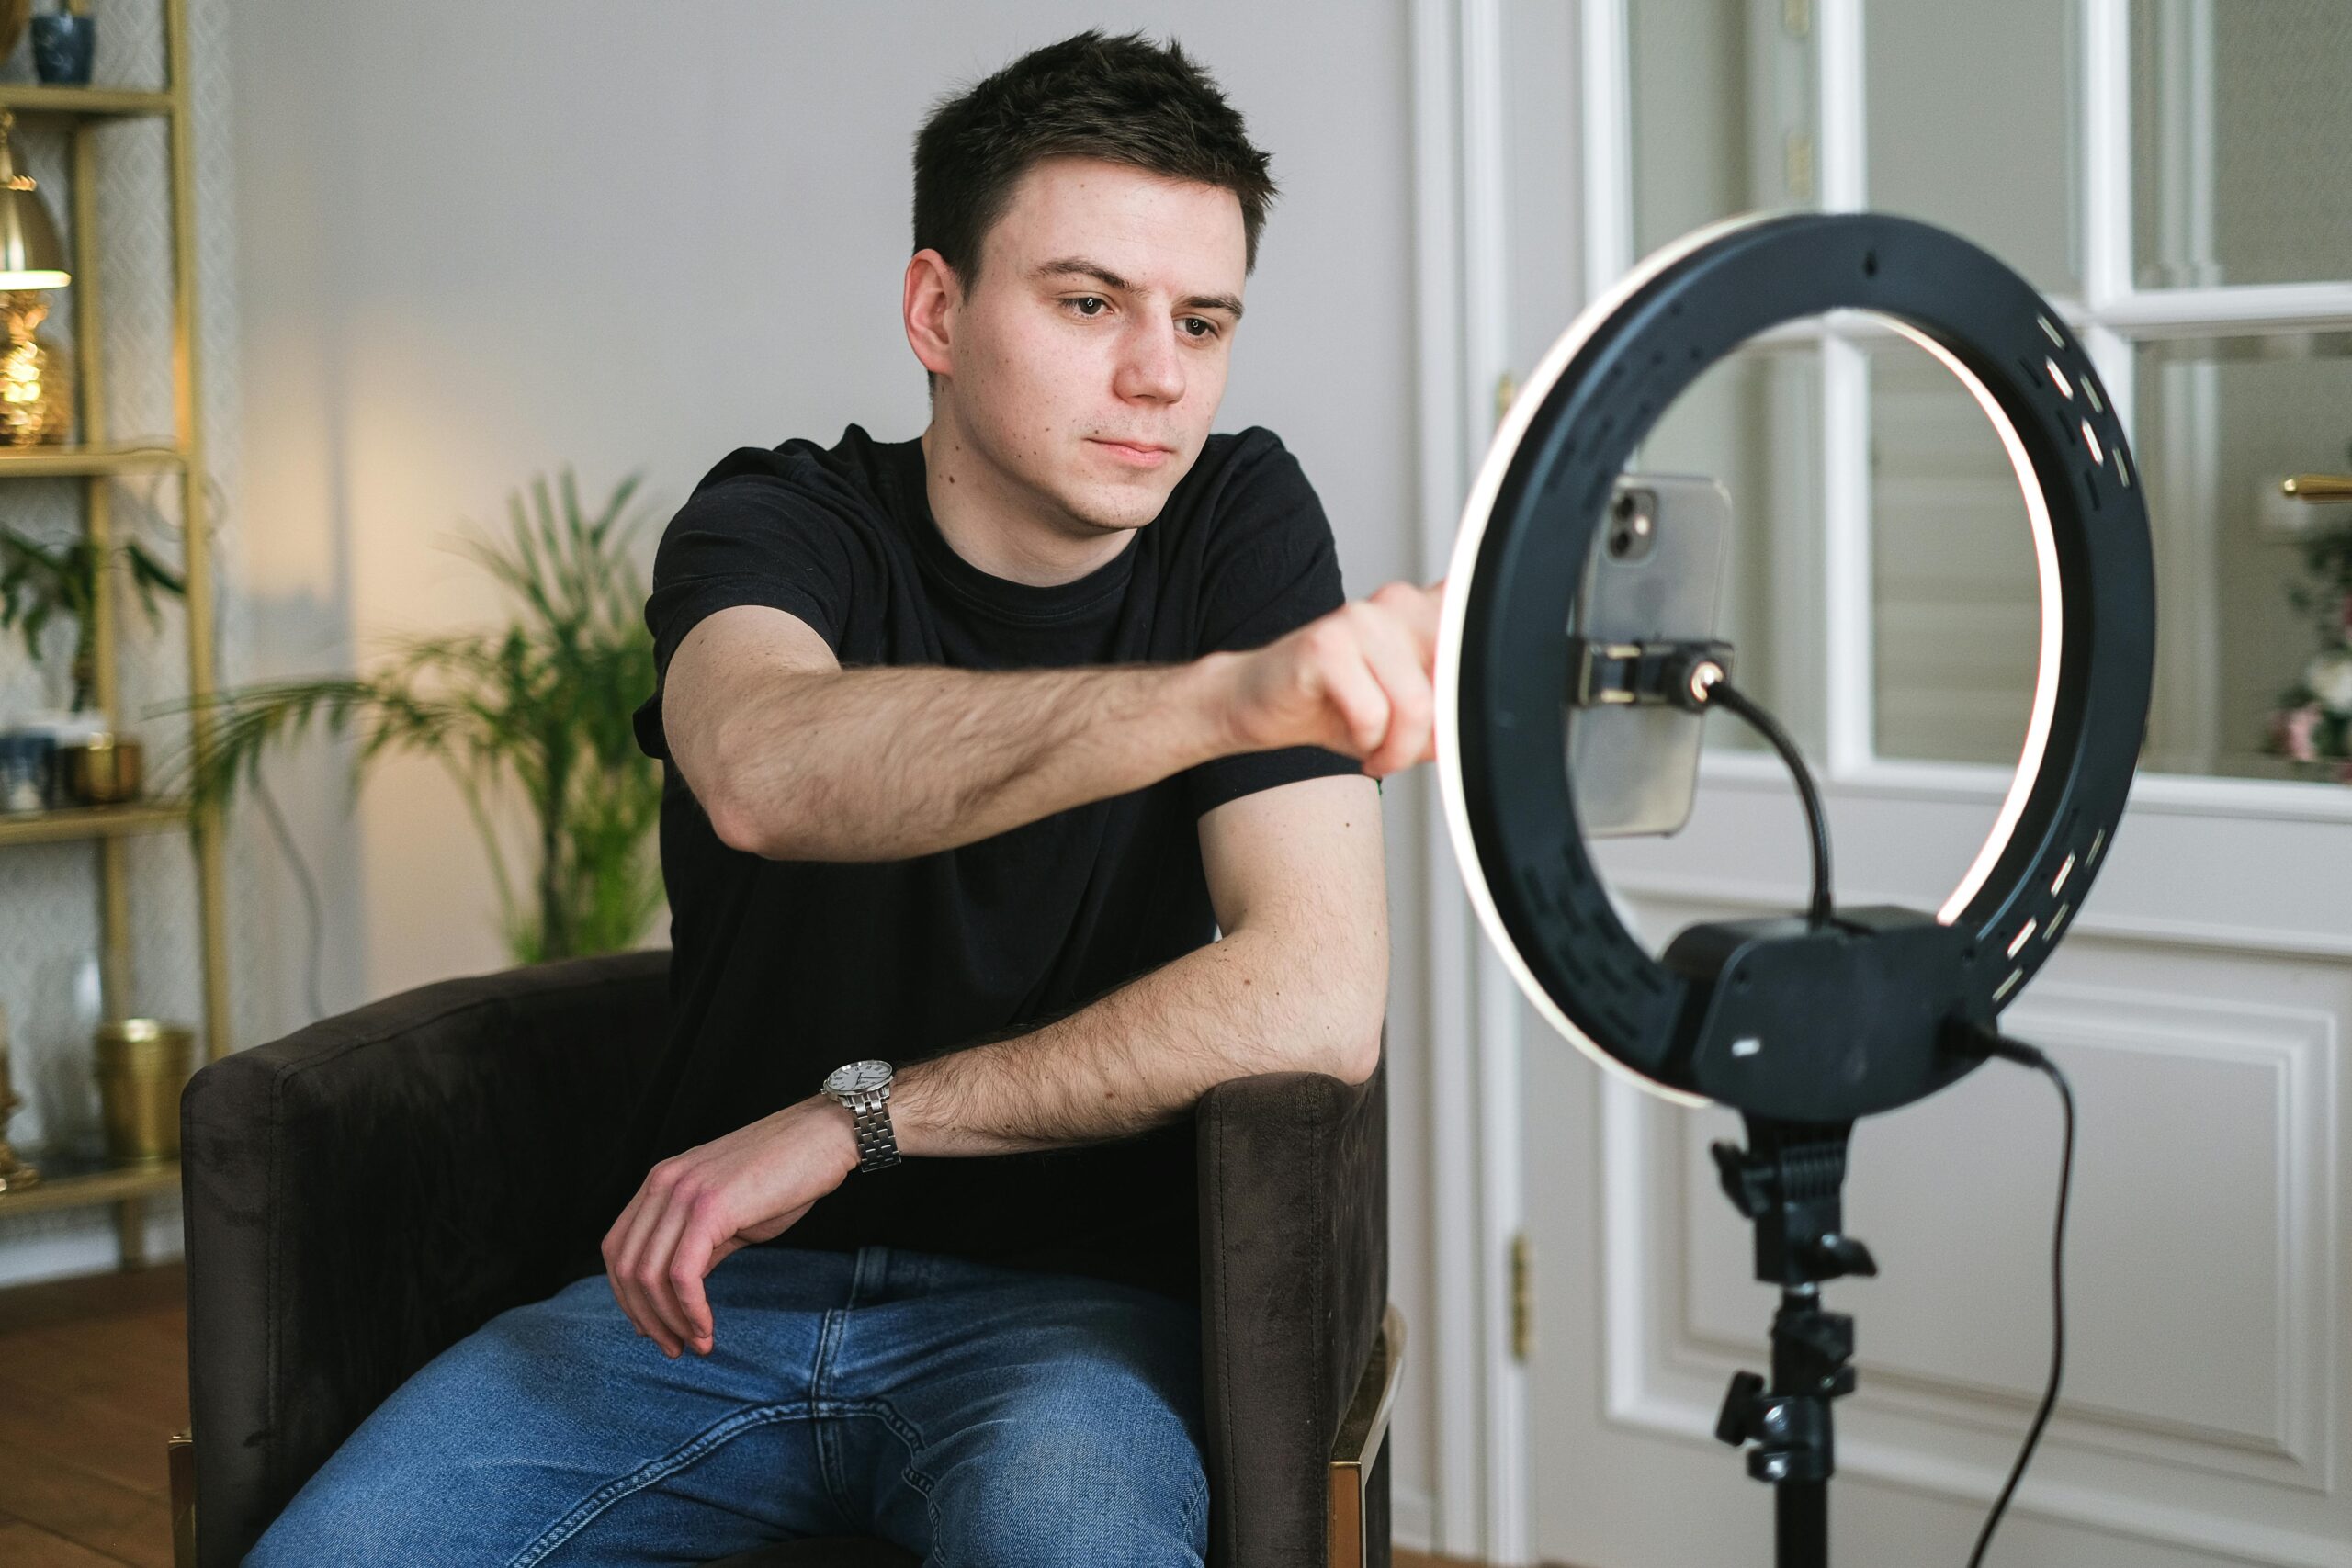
{"left": 0, "top": 288, "right": 72, "bottom": 445}
{"left": 0, "top": 105, "right": 72, "bottom": 445}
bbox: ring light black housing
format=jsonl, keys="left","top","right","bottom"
{"left": 1434, "top": 211, "right": 2156, "bottom": 1123}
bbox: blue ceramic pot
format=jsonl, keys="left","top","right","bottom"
{"left": 30, "top": 14, "right": 94, "bottom": 85}
{"left": 0, "top": 730, "right": 55, "bottom": 812}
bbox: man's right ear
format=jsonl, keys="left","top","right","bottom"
{"left": 903, "top": 249, "right": 960, "bottom": 380}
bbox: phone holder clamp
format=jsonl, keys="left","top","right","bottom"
{"left": 1567, "top": 636, "right": 1736, "bottom": 712}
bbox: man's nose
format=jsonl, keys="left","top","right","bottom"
{"left": 1114, "top": 319, "right": 1185, "bottom": 403}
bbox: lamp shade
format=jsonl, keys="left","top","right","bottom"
{"left": 0, "top": 112, "right": 67, "bottom": 290}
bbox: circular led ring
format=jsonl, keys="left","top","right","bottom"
{"left": 1435, "top": 212, "right": 2155, "bottom": 1119}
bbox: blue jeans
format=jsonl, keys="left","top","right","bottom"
{"left": 244, "top": 1244, "right": 1208, "bottom": 1567}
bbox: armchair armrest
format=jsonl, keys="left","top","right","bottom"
{"left": 1194, "top": 1055, "right": 1390, "bottom": 1568}
{"left": 179, "top": 949, "right": 672, "bottom": 1568}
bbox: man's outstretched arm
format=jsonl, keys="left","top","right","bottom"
{"left": 663, "top": 578, "right": 1442, "bottom": 862}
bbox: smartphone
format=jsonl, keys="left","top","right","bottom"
{"left": 1566, "top": 473, "right": 1734, "bottom": 838}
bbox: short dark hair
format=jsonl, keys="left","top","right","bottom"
{"left": 913, "top": 30, "right": 1277, "bottom": 286}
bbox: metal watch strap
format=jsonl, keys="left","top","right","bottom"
{"left": 846, "top": 1088, "right": 900, "bottom": 1172}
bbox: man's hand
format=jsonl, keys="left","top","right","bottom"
{"left": 1221, "top": 580, "right": 1445, "bottom": 778}
{"left": 601, "top": 1096, "right": 859, "bottom": 1357}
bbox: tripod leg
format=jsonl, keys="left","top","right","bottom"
{"left": 1776, "top": 1479, "right": 1828, "bottom": 1568}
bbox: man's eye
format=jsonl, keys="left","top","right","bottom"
{"left": 1069, "top": 296, "right": 1108, "bottom": 317}
{"left": 1181, "top": 317, "right": 1219, "bottom": 340}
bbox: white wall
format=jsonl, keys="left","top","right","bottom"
{"left": 223, "top": 0, "right": 1438, "bottom": 1544}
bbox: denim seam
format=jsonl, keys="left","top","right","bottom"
{"left": 1182, "top": 1461, "right": 1210, "bottom": 1538}
{"left": 812, "top": 1305, "right": 854, "bottom": 1519}
{"left": 924, "top": 1490, "right": 956, "bottom": 1568}
{"left": 503, "top": 1400, "right": 811, "bottom": 1568}
{"left": 819, "top": 1393, "right": 929, "bottom": 1466}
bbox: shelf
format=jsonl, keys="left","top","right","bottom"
{"left": 0, "top": 1145, "right": 178, "bottom": 1217}
{"left": 0, "top": 84, "right": 174, "bottom": 120}
{"left": 0, "top": 798, "right": 189, "bottom": 848}
{"left": 0, "top": 441, "right": 187, "bottom": 478}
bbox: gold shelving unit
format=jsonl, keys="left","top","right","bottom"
{"left": 0, "top": 797, "right": 189, "bottom": 849}
{"left": 0, "top": 0, "right": 228, "bottom": 1267}
{"left": 0, "top": 440, "right": 186, "bottom": 476}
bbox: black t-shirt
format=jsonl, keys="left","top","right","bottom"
{"left": 612, "top": 423, "right": 1358, "bottom": 1303}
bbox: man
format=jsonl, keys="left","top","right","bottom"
{"left": 248, "top": 30, "right": 1441, "bottom": 1566}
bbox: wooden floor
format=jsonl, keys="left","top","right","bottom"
{"left": 0, "top": 1259, "right": 1474, "bottom": 1567}
{"left": 0, "top": 1261, "right": 187, "bottom": 1566}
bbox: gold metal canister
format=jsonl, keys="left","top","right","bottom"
{"left": 62, "top": 733, "right": 143, "bottom": 804}
{"left": 93, "top": 1019, "right": 193, "bottom": 1163}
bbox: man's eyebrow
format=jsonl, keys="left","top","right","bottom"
{"left": 1035, "top": 256, "right": 1132, "bottom": 292}
{"left": 1034, "top": 256, "right": 1245, "bottom": 321}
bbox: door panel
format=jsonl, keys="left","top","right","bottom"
{"left": 1513, "top": 3, "right": 2352, "bottom": 1564}
{"left": 1533, "top": 803, "right": 2352, "bottom": 1566}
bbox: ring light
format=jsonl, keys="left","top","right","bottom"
{"left": 1434, "top": 210, "right": 2156, "bottom": 1123}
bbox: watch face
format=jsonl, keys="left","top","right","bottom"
{"left": 826, "top": 1059, "right": 892, "bottom": 1094}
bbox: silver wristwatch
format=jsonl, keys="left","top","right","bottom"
{"left": 821, "top": 1059, "right": 901, "bottom": 1172}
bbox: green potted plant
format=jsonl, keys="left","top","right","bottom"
{"left": 0, "top": 525, "right": 186, "bottom": 715}
{"left": 164, "top": 468, "right": 665, "bottom": 963}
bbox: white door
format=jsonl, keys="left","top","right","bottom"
{"left": 1473, "top": 3, "right": 2352, "bottom": 1564}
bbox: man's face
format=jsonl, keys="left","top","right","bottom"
{"left": 932, "top": 155, "right": 1248, "bottom": 538}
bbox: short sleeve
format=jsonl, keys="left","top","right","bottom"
{"left": 631, "top": 459, "right": 864, "bottom": 761}
{"left": 1182, "top": 434, "right": 1366, "bottom": 818}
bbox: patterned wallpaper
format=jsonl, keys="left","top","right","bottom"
{"left": 0, "top": 0, "right": 255, "bottom": 1280}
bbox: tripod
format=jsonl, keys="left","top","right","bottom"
{"left": 1711, "top": 1118, "right": 1876, "bottom": 1568}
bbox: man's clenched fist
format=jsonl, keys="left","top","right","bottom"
{"left": 1218, "top": 580, "right": 1445, "bottom": 779}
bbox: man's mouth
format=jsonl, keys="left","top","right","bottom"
{"left": 1090, "top": 437, "right": 1175, "bottom": 468}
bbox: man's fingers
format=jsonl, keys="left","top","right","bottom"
{"left": 634, "top": 1197, "right": 706, "bottom": 1355}
{"left": 1354, "top": 611, "right": 1432, "bottom": 777}
{"left": 614, "top": 1239, "right": 677, "bottom": 1356}
{"left": 1316, "top": 633, "right": 1392, "bottom": 758}
{"left": 1350, "top": 592, "right": 1438, "bottom": 775}
{"left": 1425, "top": 581, "right": 1448, "bottom": 761}
{"left": 610, "top": 1180, "right": 688, "bottom": 1355}
{"left": 1370, "top": 580, "right": 1443, "bottom": 664}
{"left": 603, "top": 1194, "right": 662, "bottom": 1346}
{"left": 669, "top": 1225, "right": 720, "bottom": 1355}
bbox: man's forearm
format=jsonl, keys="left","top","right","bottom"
{"left": 883, "top": 920, "right": 1385, "bottom": 1156}
{"left": 707, "top": 654, "right": 1243, "bottom": 861}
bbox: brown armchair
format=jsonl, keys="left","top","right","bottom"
{"left": 172, "top": 950, "right": 1400, "bottom": 1568}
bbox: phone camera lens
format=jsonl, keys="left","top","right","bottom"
{"left": 1607, "top": 491, "right": 1657, "bottom": 562}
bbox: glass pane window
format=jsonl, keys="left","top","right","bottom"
{"left": 2132, "top": 0, "right": 2352, "bottom": 290}
{"left": 1866, "top": 0, "right": 2080, "bottom": 297}
{"left": 1866, "top": 339, "right": 2040, "bottom": 766}
{"left": 2135, "top": 333, "right": 2352, "bottom": 781}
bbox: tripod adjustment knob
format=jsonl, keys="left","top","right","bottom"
{"left": 1787, "top": 1308, "right": 1854, "bottom": 1363}
{"left": 1715, "top": 1370, "right": 1767, "bottom": 1447}
{"left": 1710, "top": 1140, "right": 1765, "bottom": 1218}
{"left": 1797, "top": 1232, "right": 1878, "bottom": 1280}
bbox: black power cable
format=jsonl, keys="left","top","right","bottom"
{"left": 1701, "top": 677, "right": 1834, "bottom": 928}
{"left": 1689, "top": 671, "right": 2075, "bottom": 1562}
{"left": 1949, "top": 1021, "right": 2076, "bottom": 1567}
